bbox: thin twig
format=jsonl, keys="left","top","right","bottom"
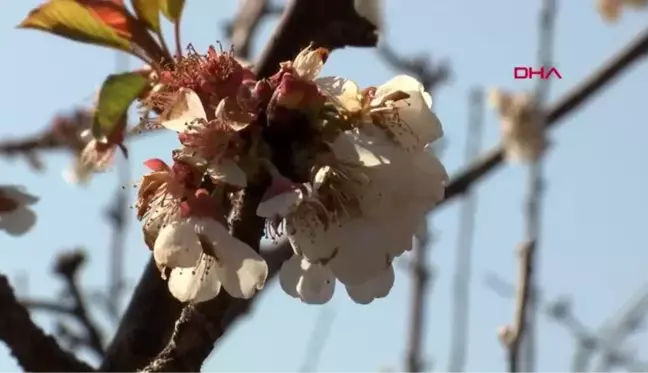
{"left": 0, "top": 275, "right": 95, "bottom": 372}
{"left": 377, "top": 43, "right": 451, "bottom": 94}
{"left": 54, "top": 249, "right": 106, "bottom": 358}
{"left": 299, "top": 307, "right": 336, "bottom": 372}
{"left": 447, "top": 87, "right": 485, "bottom": 372}
{"left": 510, "top": 1, "right": 558, "bottom": 371}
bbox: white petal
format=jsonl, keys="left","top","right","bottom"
{"left": 297, "top": 260, "right": 335, "bottom": 304}
{"left": 153, "top": 219, "right": 202, "bottom": 269}
{"left": 198, "top": 219, "right": 269, "bottom": 299}
{"left": 293, "top": 48, "right": 325, "bottom": 81}
{"left": 374, "top": 75, "right": 443, "bottom": 150}
{"left": 327, "top": 217, "right": 391, "bottom": 285}
{"left": 279, "top": 255, "right": 302, "bottom": 298}
{"left": 0, "top": 207, "right": 36, "bottom": 236}
{"left": 330, "top": 130, "right": 392, "bottom": 167}
{"left": 257, "top": 190, "right": 301, "bottom": 218}
{"left": 160, "top": 88, "right": 207, "bottom": 132}
{"left": 316, "top": 77, "right": 363, "bottom": 113}
{"left": 286, "top": 209, "right": 337, "bottom": 261}
{"left": 345, "top": 264, "right": 395, "bottom": 304}
{"left": 168, "top": 255, "right": 222, "bottom": 303}
{"left": 206, "top": 159, "right": 247, "bottom": 188}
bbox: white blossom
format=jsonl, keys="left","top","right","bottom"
{"left": 489, "top": 88, "right": 547, "bottom": 163}
{"left": 166, "top": 218, "right": 268, "bottom": 302}
{"left": 345, "top": 264, "right": 395, "bottom": 304}
{"left": 319, "top": 75, "right": 443, "bottom": 152}
{"left": 262, "top": 75, "right": 447, "bottom": 297}
{"left": 159, "top": 88, "right": 247, "bottom": 187}
{"left": 0, "top": 185, "right": 38, "bottom": 236}
{"left": 279, "top": 255, "right": 335, "bottom": 304}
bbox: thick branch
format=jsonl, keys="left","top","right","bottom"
{"left": 254, "top": 0, "right": 378, "bottom": 77}
{"left": 224, "top": 0, "right": 283, "bottom": 59}
{"left": 0, "top": 275, "right": 95, "bottom": 372}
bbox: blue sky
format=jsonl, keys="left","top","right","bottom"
{"left": 1, "top": 0, "right": 648, "bottom": 371}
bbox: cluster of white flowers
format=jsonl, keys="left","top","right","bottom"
{"left": 597, "top": 0, "right": 647, "bottom": 22}
{"left": 134, "top": 45, "right": 447, "bottom": 305}
{"left": 0, "top": 185, "right": 38, "bottom": 236}
{"left": 256, "top": 50, "right": 448, "bottom": 304}
{"left": 489, "top": 88, "right": 547, "bottom": 164}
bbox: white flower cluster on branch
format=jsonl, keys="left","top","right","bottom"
{"left": 124, "top": 45, "right": 447, "bottom": 305}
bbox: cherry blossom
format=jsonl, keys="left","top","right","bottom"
{"left": 0, "top": 185, "right": 38, "bottom": 236}
{"left": 166, "top": 217, "right": 268, "bottom": 302}
{"left": 159, "top": 88, "right": 247, "bottom": 188}
{"left": 489, "top": 88, "right": 547, "bottom": 163}
{"left": 262, "top": 74, "right": 447, "bottom": 300}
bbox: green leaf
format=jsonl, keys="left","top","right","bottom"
{"left": 18, "top": 0, "right": 130, "bottom": 51}
{"left": 159, "top": 0, "right": 185, "bottom": 23}
{"left": 132, "top": 0, "right": 161, "bottom": 32}
{"left": 93, "top": 72, "right": 149, "bottom": 140}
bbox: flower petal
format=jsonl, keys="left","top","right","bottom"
{"left": 316, "top": 77, "right": 363, "bottom": 113}
{"left": 327, "top": 217, "right": 392, "bottom": 285}
{"left": 198, "top": 219, "right": 269, "bottom": 299}
{"left": 345, "top": 264, "right": 395, "bottom": 304}
{"left": 0, "top": 207, "right": 36, "bottom": 236}
{"left": 297, "top": 260, "right": 335, "bottom": 304}
{"left": 257, "top": 190, "right": 301, "bottom": 218}
{"left": 373, "top": 75, "right": 443, "bottom": 150}
{"left": 279, "top": 255, "right": 302, "bottom": 298}
{"left": 168, "top": 255, "right": 222, "bottom": 303}
{"left": 330, "top": 130, "right": 391, "bottom": 167}
{"left": 153, "top": 219, "right": 202, "bottom": 269}
{"left": 206, "top": 159, "right": 247, "bottom": 188}
{"left": 160, "top": 88, "right": 207, "bottom": 132}
{"left": 287, "top": 207, "right": 337, "bottom": 261}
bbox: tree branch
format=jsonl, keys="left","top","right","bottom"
{"left": 0, "top": 275, "right": 95, "bottom": 372}
{"left": 224, "top": 0, "right": 283, "bottom": 59}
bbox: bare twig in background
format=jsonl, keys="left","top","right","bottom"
{"left": 52, "top": 249, "right": 106, "bottom": 358}
{"left": 590, "top": 285, "right": 648, "bottom": 372}
{"left": 443, "top": 25, "right": 648, "bottom": 207}
{"left": 299, "top": 307, "right": 336, "bottom": 372}
{"left": 224, "top": 0, "right": 284, "bottom": 59}
{"left": 0, "top": 274, "right": 95, "bottom": 372}
{"left": 401, "top": 63, "right": 450, "bottom": 372}
{"left": 377, "top": 43, "right": 451, "bottom": 94}
{"left": 485, "top": 273, "right": 648, "bottom": 372}
{"left": 0, "top": 110, "right": 90, "bottom": 170}
{"left": 504, "top": 1, "right": 558, "bottom": 371}
{"left": 405, "top": 231, "right": 432, "bottom": 373}
{"left": 447, "top": 87, "right": 485, "bottom": 372}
